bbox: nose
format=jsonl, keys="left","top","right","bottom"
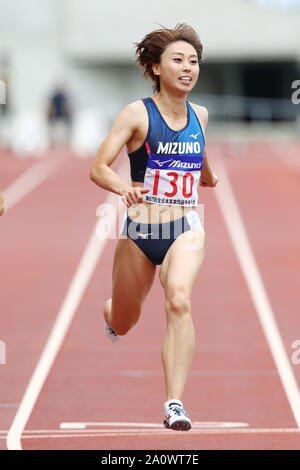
{"left": 183, "top": 61, "right": 191, "bottom": 72}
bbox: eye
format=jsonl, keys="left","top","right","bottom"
{"left": 173, "top": 58, "right": 198, "bottom": 65}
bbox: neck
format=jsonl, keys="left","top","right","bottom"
{"left": 153, "top": 90, "right": 187, "bottom": 117}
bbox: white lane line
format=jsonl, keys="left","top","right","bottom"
{"left": 60, "top": 421, "right": 249, "bottom": 429}
{"left": 61, "top": 422, "right": 164, "bottom": 429}
{"left": 1, "top": 428, "right": 300, "bottom": 439}
{"left": 2, "top": 157, "right": 66, "bottom": 211}
{"left": 120, "top": 369, "right": 278, "bottom": 377}
{"left": 212, "top": 148, "right": 300, "bottom": 429}
{"left": 6, "top": 160, "right": 127, "bottom": 450}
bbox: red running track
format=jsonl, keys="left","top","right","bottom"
{"left": 1, "top": 140, "right": 300, "bottom": 450}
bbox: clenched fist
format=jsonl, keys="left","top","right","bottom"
{"left": 200, "top": 171, "right": 219, "bottom": 188}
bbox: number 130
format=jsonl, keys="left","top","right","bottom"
{"left": 152, "top": 170, "right": 194, "bottom": 198}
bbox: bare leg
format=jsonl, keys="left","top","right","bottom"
{"left": 159, "top": 228, "right": 205, "bottom": 402}
{"left": 102, "top": 238, "right": 156, "bottom": 335}
{"left": 162, "top": 309, "right": 196, "bottom": 400}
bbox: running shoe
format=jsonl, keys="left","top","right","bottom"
{"left": 163, "top": 404, "right": 192, "bottom": 431}
{"left": 104, "top": 323, "right": 120, "bottom": 342}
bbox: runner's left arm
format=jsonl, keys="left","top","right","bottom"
{"left": 200, "top": 150, "right": 218, "bottom": 187}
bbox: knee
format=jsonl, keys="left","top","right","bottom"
{"left": 165, "top": 289, "right": 191, "bottom": 317}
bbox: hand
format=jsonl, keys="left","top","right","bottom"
{"left": 200, "top": 171, "right": 219, "bottom": 188}
{"left": 120, "top": 187, "right": 150, "bottom": 208}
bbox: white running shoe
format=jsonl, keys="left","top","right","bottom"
{"left": 163, "top": 404, "right": 192, "bottom": 431}
{"left": 104, "top": 323, "right": 120, "bottom": 342}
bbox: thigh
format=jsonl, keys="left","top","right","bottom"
{"left": 159, "top": 228, "right": 205, "bottom": 296}
{"left": 111, "top": 237, "right": 156, "bottom": 322}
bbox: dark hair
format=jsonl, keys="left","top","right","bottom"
{"left": 133, "top": 23, "right": 203, "bottom": 93}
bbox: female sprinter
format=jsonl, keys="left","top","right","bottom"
{"left": 90, "top": 23, "right": 218, "bottom": 431}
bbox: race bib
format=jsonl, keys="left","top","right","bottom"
{"left": 142, "top": 153, "right": 202, "bottom": 206}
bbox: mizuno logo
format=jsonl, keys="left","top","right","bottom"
{"left": 157, "top": 141, "right": 201, "bottom": 154}
{"left": 152, "top": 159, "right": 201, "bottom": 169}
{"left": 190, "top": 131, "right": 201, "bottom": 139}
{"left": 137, "top": 233, "right": 153, "bottom": 239}
{"left": 170, "top": 160, "right": 201, "bottom": 169}
{"left": 152, "top": 159, "right": 173, "bottom": 167}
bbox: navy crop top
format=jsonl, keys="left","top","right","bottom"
{"left": 127, "top": 97, "right": 205, "bottom": 183}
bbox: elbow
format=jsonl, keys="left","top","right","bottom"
{"left": 90, "top": 164, "right": 106, "bottom": 186}
{"left": 90, "top": 166, "right": 98, "bottom": 183}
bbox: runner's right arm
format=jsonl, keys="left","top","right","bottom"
{"left": 90, "top": 103, "right": 149, "bottom": 207}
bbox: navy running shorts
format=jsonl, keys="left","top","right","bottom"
{"left": 119, "top": 209, "right": 203, "bottom": 265}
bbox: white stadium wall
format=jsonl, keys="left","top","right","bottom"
{"left": 0, "top": 0, "right": 299, "bottom": 148}
{"left": 64, "top": 0, "right": 300, "bottom": 61}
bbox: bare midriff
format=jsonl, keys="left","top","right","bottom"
{"left": 127, "top": 181, "right": 196, "bottom": 224}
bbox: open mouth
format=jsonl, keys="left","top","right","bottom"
{"left": 178, "top": 77, "right": 192, "bottom": 83}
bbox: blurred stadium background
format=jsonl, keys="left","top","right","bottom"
{"left": 0, "top": 0, "right": 299, "bottom": 156}
{"left": 1, "top": 1, "right": 300, "bottom": 451}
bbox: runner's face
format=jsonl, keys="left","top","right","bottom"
{"left": 153, "top": 41, "right": 199, "bottom": 94}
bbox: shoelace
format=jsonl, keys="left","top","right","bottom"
{"left": 169, "top": 406, "right": 189, "bottom": 417}
{"left": 106, "top": 325, "right": 118, "bottom": 336}
{"left": 108, "top": 327, "right": 118, "bottom": 336}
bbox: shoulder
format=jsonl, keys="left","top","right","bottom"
{"left": 121, "top": 99, "right": 147, "bottom": 117}
{"left": 189, "top": 103, "right": 208, "bottom": 132}
{"left": 118, "top": 99, "right": 147, "bottom": 127}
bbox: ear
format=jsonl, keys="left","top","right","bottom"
{"left": 152, "top": 63, "right": 160, "bottom": 76}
